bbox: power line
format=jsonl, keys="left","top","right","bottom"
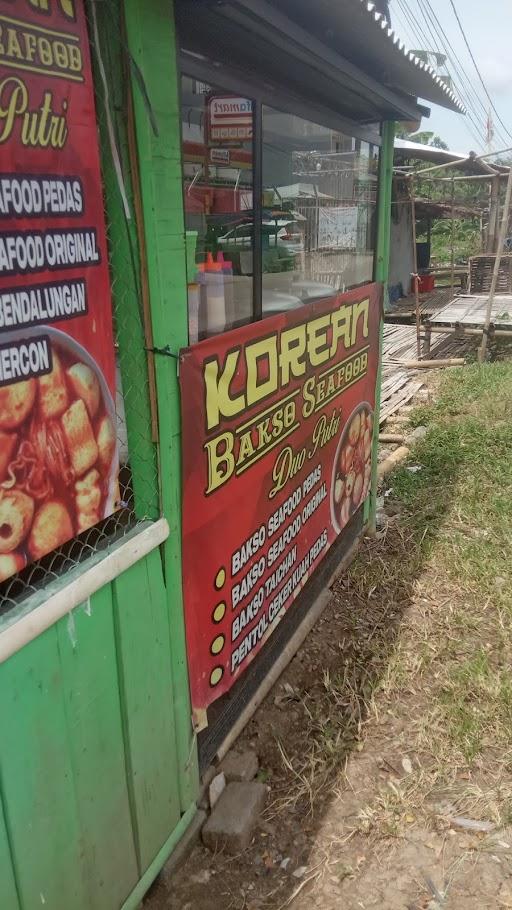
{"left": 420, "top": 0, "right": 508, "bottom": 146}
{"left": 394, "top": 0, "right": 482, "bottom": 133}
{"left": 390, "top": 3, "right": 419, "bottom": 51}
{"left": 395, "top": 0, "right": 432, "bottom": 55}
{"left": 393, "top": 0, "right": 506, "bottom": 151}
{"left": 416, "top": 0, "right": 442, "bottom": 54}
{"left": 447, "top": 0, "right": 512, "bottom": 142}
{"left": 418, "top": 0, "right": 508, "bottom": 148}
{"left": 394, "top": 0, "right": 486, "bottom": 148}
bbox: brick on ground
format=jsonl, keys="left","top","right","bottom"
{"left": 202, "top": 781, "right": 267, "bottom": 853}
{"left": 219, "top": 748, "right": 259, "bottom": 783}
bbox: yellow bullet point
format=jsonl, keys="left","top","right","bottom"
{"left": 210, "top": 634, "right": 225, "bottom": 656}
{"left": 212, "top": 602, "right": 226, "bottom": 624}
{"left": 215, "top": 568, "right": 226, "bottom": 590}
{"left": 210, "top": 666, "right": 223, "bottom": 687}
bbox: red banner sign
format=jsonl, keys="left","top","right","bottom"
{"left": 180, "top": 284, "right": 381, "bottom": 725}
{"left": 0, "top": 1, "right": 118, "bottom": 583}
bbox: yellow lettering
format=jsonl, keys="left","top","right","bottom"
{"left": 307, "top": 314, "right": 330, "bottom": 367}
{"left": 329, "top": 304, "right": 352, "bottom": 357}
{"left": 204, "top": 432, "right": 235, "bottom": 494}
{"left": 279, "top": 324, "right": 306, "bottom": 385}
{"left": 269, "top": 444, "right": 306, "bottom": 499}
{"left": 28, "top": 0, "right": 76, "bottom": 20}
{"left": 269, "top": 446, "right": 293, "bottom": 499}
{"left": 237, "top": 430, "right": 255, "bottom": 462}
{"left": 6, "top": 27, "right": 22, "bottom": 60}
{"left": 204, "top": 352, "right": 245, "bottom": 432}
{"left": 0, "top": 76, "right": 27, "bottom": 144}
{"left": 202, "top": 292, "right": 374, "bottom": 436}
{"left": 246, "top": 335, "right": 278, "bottom": 407}
{"left": 68, "top": 43, "right": 81, "bottom": 72}
{"left": 38, "top": 36, "right": 53, "bottom": 67}
{"left": 24, "top": 32, "right": 37, "bottom": 63}
{"left": 257, "top": 418, "right": 272, "bottom": 448}
{"left": 351, "top": 298, "right": 369, "bottom": 345}
{"left": 301, "top": 377, "right": 316, "bottom": 420}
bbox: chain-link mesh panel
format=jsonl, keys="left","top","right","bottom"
{"left": 0, "top": 1, "right": 160, "bottom": 618}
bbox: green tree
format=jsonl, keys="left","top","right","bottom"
{"left": 395, "top": 126, "right": 448, "bottom": 150}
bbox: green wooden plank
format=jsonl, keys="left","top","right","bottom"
{"left": 0, "top": 627, "right": 88, "bottom": 909}
{"left": 56, "top": 591, "right": 138, "bottom": 909}
{"left": 0, "top": 788, "right": 19, "bottom": 910}
{"left": 124, "top": 0, "right": 200, "bottom": 812}
{"left": 91, "top": 0, "right": 159, "bottom": 522}
{"left": 113, "top": 550, "right": 181, "bottom": 873}
{"left": 368, "top": 120, "right": 395, "bottom": 531}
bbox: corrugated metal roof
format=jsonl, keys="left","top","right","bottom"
{"left": 394, "top": 139, "right": 468, "bottom": 163}
{"left": 276, "top": 0, "right": 466, "bottom": 114}
{"left": 176, "top": 0, "right": 465, "bottom": 124}
{"left": 394, "top": 139, "right": 510, "bottom": 174}
{"left": 356, "top": 0, "right": 466, "bottom": 113}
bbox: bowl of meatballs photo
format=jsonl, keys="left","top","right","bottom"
{"left": 330, "top": 402, "right": 373, "bottom": 535}
{"left": 0, "top": 326, "right": 119, "bottom": 583}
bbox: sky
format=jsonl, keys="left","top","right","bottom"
{"left": 388, "top": 0, "right": 512, "bottom": 156}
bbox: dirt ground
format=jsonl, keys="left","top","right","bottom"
{"left": 145, "top": 364, "right": 512, "bottom": 910}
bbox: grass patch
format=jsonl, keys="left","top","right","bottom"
{"left": 348, "top": 362, "right": 512, "bottom": 833}
{"left": 383, "top": 363, "right": 512, "bottom": 790}
{"left": 266, "top": 362, "right": 512, "bottom": 841}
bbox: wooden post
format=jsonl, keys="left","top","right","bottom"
{"left": 450, "top": 176, "right": 455, "bottom": 295}
{"left": 487, "top": 175, "right": 499, "bottom": 253}
{"left": 124, "top": 0, "right": 200, "bottom": 808}
{"left": 409, "top": 175, "right": 421, "bottom": 359}
{"left": 479, "top": 165, "right": 512, "bottom": 362}
{"left": 423, "top": 321, "right": 432, "bottom": 357}
{"left": 367, "top": 120, "right": 394, "bottom": 535}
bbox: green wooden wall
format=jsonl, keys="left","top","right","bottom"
{"left": 0, "top": 0, "right": 199, "bottom": 906}
{"left": 0, "top": 549, "right": 188, "bottom": 909}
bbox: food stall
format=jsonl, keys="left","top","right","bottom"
{"left": 0, "top": 1, "right": 462, "bottom": 906}
{"left": 173, "top": 0, "right": 463, "bottom": 767}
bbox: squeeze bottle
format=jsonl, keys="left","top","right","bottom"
{"left": 205, "top": 252, "right": 226, "bottom": 334}
{"left": 217, "top": 251, "right": 234, "bottom": 329}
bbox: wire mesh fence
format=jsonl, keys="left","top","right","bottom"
{"left": 0, "top": 1, "right": 160, "bottom": 617}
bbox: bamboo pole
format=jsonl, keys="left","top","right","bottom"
{"left": 379, "top": 433, "right": 406, "bottom": 443}
{"left": 428, "top": 324, "right": 512, "bottom": 338}
{"left": 413, "top": 156, "right": 470, "bottom": 177}
{"left": 397, "top": 173, "right": 508, "bottom": 183}
{"left": 396, "top": 358, "right": 465, "bottom": 368}
{"left": 476, "top": 146, "right": 512, "bottom": 161}
{"left": 378, "top": 446, "right": 410, "bottom": 479}
{"left": 479, "top": 164, "right": 512, "bottom": 362}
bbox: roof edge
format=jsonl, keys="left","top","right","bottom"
{"left": 363, "top": 0, "right": 467, "bottom": 114}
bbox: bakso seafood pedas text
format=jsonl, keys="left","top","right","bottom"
{"left": 0, "top": 339, "right": 117, "bottom": 583}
